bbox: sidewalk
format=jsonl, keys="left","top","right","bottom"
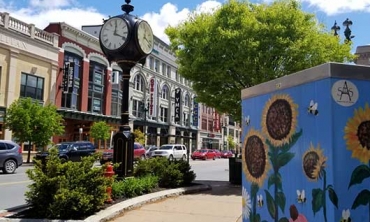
{"left": 110, "top": 181, "right": 242, "bottom": 222}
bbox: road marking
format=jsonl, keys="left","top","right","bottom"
{"left": 0, "top": 180, "right": 32, "bottom": 186}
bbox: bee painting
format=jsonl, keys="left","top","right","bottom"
{"left": 307, "top": 100, "right": 319, "bottom": 116}
{"left": 297, "top": 190, "right": 306, "bottom": 203}
{"left": 257, "top": 194, "right": 264, "bottom": 207}
{"left": 245, "top": 115, "right": 250, "bottom": 126}
{"left": 340, "top": 209, "right": 351, "bottom": 222}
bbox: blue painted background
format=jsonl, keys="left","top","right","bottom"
{"left": 241, "top": 77, "right": 370, "bottom": 222}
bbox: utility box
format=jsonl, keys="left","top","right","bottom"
{"left": 241, "top": 63, "right": 370, "bottom": 222}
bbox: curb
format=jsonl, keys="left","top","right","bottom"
{"left": 0, "top": 184, "right": 211, "bottom": 222}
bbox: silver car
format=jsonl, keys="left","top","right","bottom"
{"left": 0, "top": 140, "right": 23, "bottom": 174}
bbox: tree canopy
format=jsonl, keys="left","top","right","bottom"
{"left": 90, "top": 121, "right": 111, "bottom": 146}
{"left": 165, "top": 0, "right": 355, "bottom": 122}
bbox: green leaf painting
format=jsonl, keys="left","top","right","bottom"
{"left": 312, "top": 188, "right": 324, "bottom": 215}
{"left": 348, "top": 164, "right": 370, "bottom": 189}
{"left": 278, "top": 217, "right": 289, "bottom": 222}
{"left": 268, "top": 173, "right": 282, "bottom": 190}
{"left": 276, "top": 192, "right": 286, "bottom": 212}
{"left": 276, "top": 152, "right": 295, "bottom": 170}
{"left": 351, "top": 189, "right": 370, "bottom": 210}
{"left": 327, "top": 185, "right": 339, "bottom": 209}
{"left": 265, "top": 189, "right": 276, "bottom": 219}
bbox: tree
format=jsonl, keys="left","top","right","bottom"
{"left": 165, "top": 0, "right": 355, "bottom": 122}
{"left": 133, "top": 128, "right": 145, "bottom": 145}
{"left": 227, "top": 135, "right": 236, "bottom": 150}
{"left": 5, "top": 98, "right": 64, "bottom": 163}
{"left": 90, "top": 121, "right": 111, "bottom": 149}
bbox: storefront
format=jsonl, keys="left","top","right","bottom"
{"left": 200, "top": 132, "right": 221, "bottom": 150}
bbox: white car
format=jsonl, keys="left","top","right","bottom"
{"left": 151, "top": 144, "right": 187, "bottom": 161}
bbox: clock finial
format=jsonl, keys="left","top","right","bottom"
{"left": 122, "top": 0, "right": 134, "bottom": 14}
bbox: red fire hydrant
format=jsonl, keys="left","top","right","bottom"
{"left": 104, "top": 163, "right": 115, "bottom": 203}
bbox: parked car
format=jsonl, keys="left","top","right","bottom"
{"left": 0, "top": 140, "right": 23, "bottom": 174}
{"left": 221, "top": 150, "right": 234, "bottom": 158}
{"left": 100, "top": 142, "right": 146, "bottom": 165}
{"left": 34, "top": 141, "right": 96, "bottom": 163}
{"left": 191, "top": 149, "right": 216, "bottom": 160}
{"left": 145, "top": 146, "right": 159, "bottom": 158}
{"left": 213, "top": 149, "right": 222, "bottom": 159}
{"left": 151, "top": 144, "right": 187, "bottom": 161}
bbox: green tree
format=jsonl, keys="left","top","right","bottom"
{"left": 4, "top": 98, "right": 64, "bottom": 163}
{"left": 133, "top": 128, "right": 145, "bottom": 145}
{"left": 90, "top": 121, "right": 111, "bottom": 148}
{"left": 227, "top": 135, "right": 235, "bottom": 150}
{"left": 165, "top": 0, "right": 355, "bottom": 122}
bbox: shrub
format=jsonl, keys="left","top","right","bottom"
{"left": 112, "top": 175, "right": 159, "bottom": 199}
{"left": 25, "top": 148, "right": 113, "bottom": 219}
{"left": 134, "top": 158, "right": 196, "bottom": 188}
{"left": 133, "top": 157, "right": 168, "bottom": 178}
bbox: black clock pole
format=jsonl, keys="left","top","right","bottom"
{"left": 99, "top": 0, "right": 152, "bottom": 178}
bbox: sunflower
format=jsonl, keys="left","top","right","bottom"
{"left": 242, "top": 187, "right": 251, "bottom": 219}
{"left": 344, "top": 103, "right": 370, "bottom": 164}
{"left": 261, "top": 94, "right": 298, "bottom": 147}
{"left": 302, "top": 143, "right": 327, "bottom": 181}
{"left": 242, "top": 128, "right": 270, "bottom": 187}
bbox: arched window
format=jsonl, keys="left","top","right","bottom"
{"left": 134, "top": 74, "right": 145, "bottom": 92}
{"left": 161, "top": 85, "right": 169, "bottom": 100}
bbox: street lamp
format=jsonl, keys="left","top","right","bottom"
{"left": 331, "top": 20, "right": 340, "bottom": 36}
{"left": 99, "top": 0, "right": 154, "bottom": 178}
{"left": 342, "top": 18, "right": 354, "bottom": 42}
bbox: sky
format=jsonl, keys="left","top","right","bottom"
{"left": 0, "top": 0, "right": 368, "bottom": 53}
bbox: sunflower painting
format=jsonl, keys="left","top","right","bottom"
{"left": 242, "top": 128, "right": 269, "bottom": 222}
{"left": 261, "top": 94, "right": 303, "bottom": 222}
{"left": 344, "top": 103, "right": 370, "bottom": 215}
{"left": 302, "top": 143, "right": 338, "bottom": 222}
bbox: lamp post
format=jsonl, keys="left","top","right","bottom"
{"left": 331, "top": 20, "right": 340, "bottom": 36}
{"left": 342, "top": 18, "right": 354, "bottom": 42}
{"left": 99, "top": 0, "right": 154, "bottom": 178}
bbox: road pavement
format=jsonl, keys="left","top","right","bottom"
{"left": 0, "top": 158, "right": 231, "bottom": 211}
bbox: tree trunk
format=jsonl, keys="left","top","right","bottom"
{"left": 27, "top": 143, "right": 31, "bottom": 163}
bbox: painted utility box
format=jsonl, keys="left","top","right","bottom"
{"left": 241, "top": 63, "right": 370, "bottom": 222}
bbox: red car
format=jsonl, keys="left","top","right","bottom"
{"left": 100, "top": 142, "right": 146, "bottom": 165}
{"left": 191, "top": 149, "right": 216, "bottom": 160}
{"left": 213, "top": 149, "right": 222, "bottom": 159}
{"left": 221, "top": 150, "right": 234, "bottom": 158}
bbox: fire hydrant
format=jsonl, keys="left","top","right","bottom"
{"left": 104, "top": 163, "right": 115, "bottom": 203}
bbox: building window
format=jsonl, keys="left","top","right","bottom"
{"left": 208, "top": 120, "right": 213, "bottom": 132}
{"left": 154, "top": 59, "right": 159, "bottom": 72}
{"left": 134, "top": 74, "right": 145, "bottom": 92}
{"left": 175, "top": 70, "right": 179, "bottom": 81}
{"left": 160, "top": 107, "right": 168, "bottom": 122}
{"left": 149, "top": 57, "right": 154, "bottom": 70}
{"left": 201, "top": 119, "right": 207, "bottom": 130}
{"left": 111, "top": 70, "right": 122, "bottom": 116}
{"left": 20, "top": 73, "right": 44, "bottom": 101}
{"left": 162, "top": 63, "right": 166, "bottom": 75}
{"left": 167, "top": 65, "right": 171, "bottom": 78}
{"left": 184, "top": 94, "right": 189, "bottom": 107}
{"left": 88, "top": 62, "right": 105, "bottom": 114}
{"left": 132, "top": 99, "right": 145, "bottom": 118}
{"left": 161, "top": 85, "right": 169, "bottom": 100}
{"left": 61, "top": 52, "right": 82, "bottom": 109}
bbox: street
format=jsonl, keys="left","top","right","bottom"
{"left": 0, "top": 158, "right": 230, "bottom": 211}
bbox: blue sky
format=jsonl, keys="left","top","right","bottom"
{"left": 1, "top": 0, "right": 368, "bottom": 52}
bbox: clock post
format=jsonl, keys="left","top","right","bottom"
{"left": 99, "top": 0, "right": 154, "bottom": 178}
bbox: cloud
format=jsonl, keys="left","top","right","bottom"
{"left": 302, "top": 0, "right": 370, "bottom": 15}
{"left": 142, "top": 1, "right": 222, "bottom": 43}
{"left": 0, "top": 0, "right": 222, "bottom": 43}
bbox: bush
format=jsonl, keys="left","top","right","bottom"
{"left": 112, "top": 175, "right": 159, "bottom": 199}
{"left": 25, "top": 148, "right": 113, "bottom": 219}
{"left": 133, "top": 158, "right": 196, "bottom": 188}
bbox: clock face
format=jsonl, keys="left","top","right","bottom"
{"left": 136, "top": 21, "right": 154, "bottom": 54}
{"left": 100, "top": 17, "right": 129, "bottom": 51}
